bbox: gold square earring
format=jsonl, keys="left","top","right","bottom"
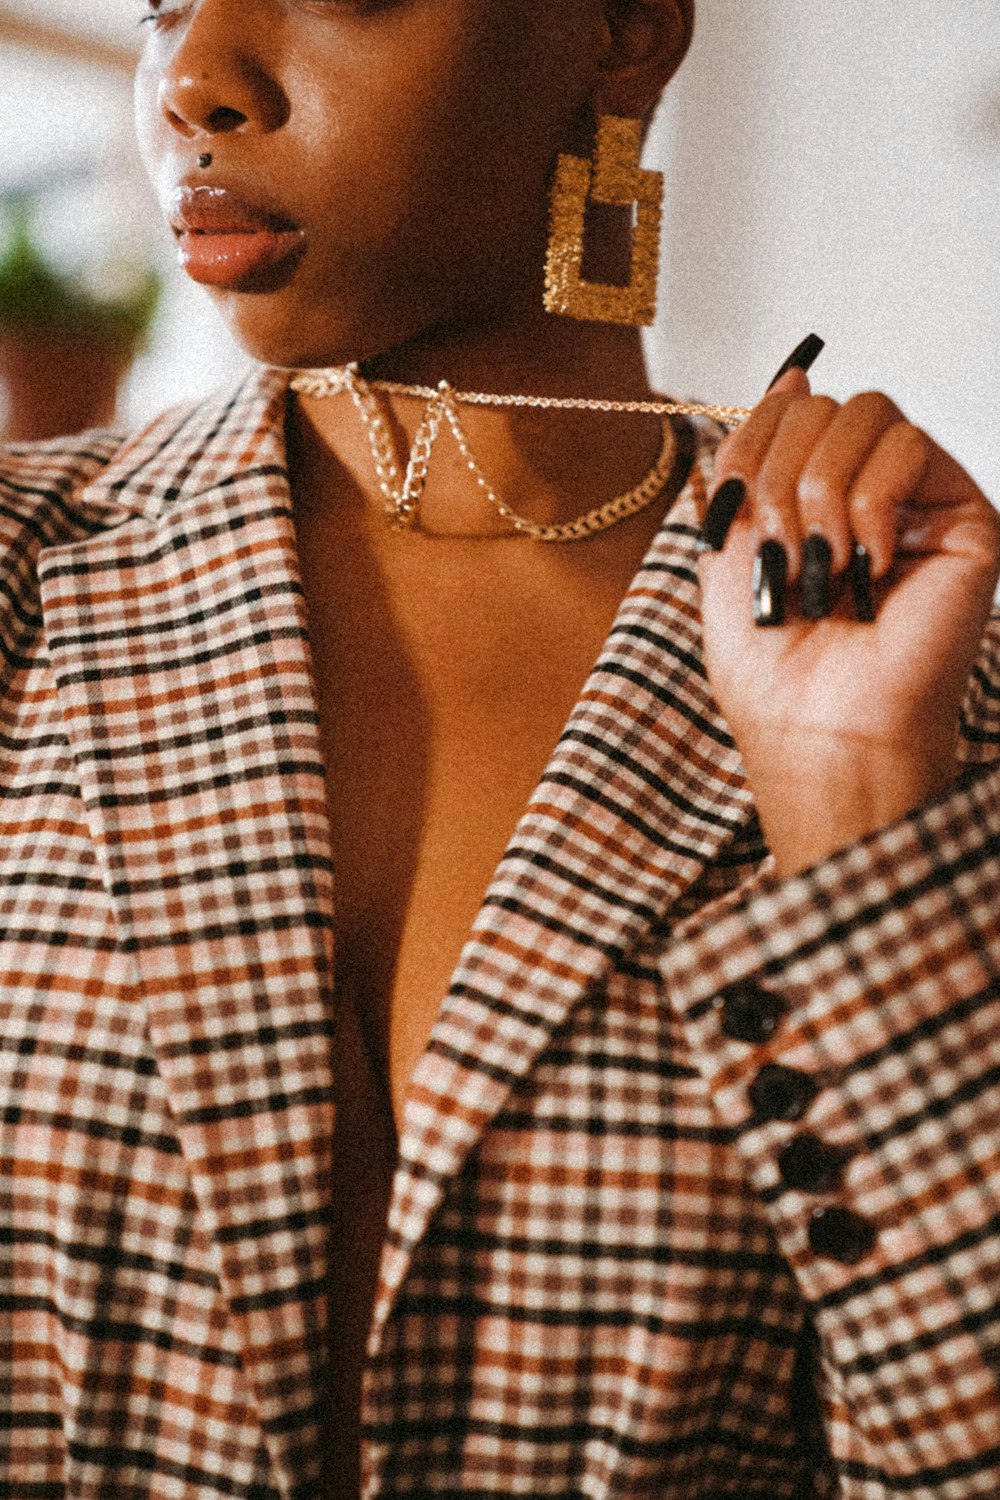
{"left": 544, "top": 115, "right": 664, "bottom": 327}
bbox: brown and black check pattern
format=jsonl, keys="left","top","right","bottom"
{"left": 0, "top": 367, "right": 998, "bottom": 1498}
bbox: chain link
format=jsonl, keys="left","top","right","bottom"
{"left": 289, "top": 364, "right": 732, "bottom": 541}
{"left": 292, "top": 365, "right": 751, "bottom": 427}
{"left": 397, "top": 389, "right": 447, "bottom": 529}
{"left": 438, "top": 387, "right": 677, "bottom": 542}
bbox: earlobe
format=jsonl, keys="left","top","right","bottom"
{"left": 595, "top": 0, "right": 694, "bottom": 118}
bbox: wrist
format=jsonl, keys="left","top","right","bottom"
{"left": 745, "top": 733, "right": 959, "bottom": 878}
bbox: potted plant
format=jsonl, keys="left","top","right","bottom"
{"left": 0, "top": 196, "right": 160, "bottom": 443}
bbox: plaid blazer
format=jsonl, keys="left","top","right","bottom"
{"left": 1, "top": 366, "right": 998, "bottom": 1500}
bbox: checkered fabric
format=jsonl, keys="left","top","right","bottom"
{"left": 0, "top": 366, "right": 997, "bottom": 1498}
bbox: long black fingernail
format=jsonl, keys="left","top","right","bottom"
{"left": 753, "top": 540, "right": 787, "bottom": 627}
{"left": 766, "top": 333, "right": 825, "bottom": 392}
{"left": 702, "top": 477, "right": 746, "bottom": 551}
{"left": 848, "top": 543, "right": 875, "bottom": 622}
{"left": 801, "top": 534, "right": 833, "bottom": 619}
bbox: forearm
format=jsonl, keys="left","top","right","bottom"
{"left": 741, "top": 722, "right": 960, "bottom": 878}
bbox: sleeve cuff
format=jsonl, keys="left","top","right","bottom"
{"left": 660, "top": 759, "right": 1000, "bottom": 1287}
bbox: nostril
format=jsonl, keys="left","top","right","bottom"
{"left": 206, "top": 106, "right": 248, "bottom": 133}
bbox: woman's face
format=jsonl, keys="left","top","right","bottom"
{"left": 134, "top": 0, "right": 606, "bottom": 369}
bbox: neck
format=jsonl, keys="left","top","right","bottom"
{"left": 290, "top": 312, "right": 671, "bottom": 540}
{"left": 359, "top": 310, "right": 653, "bottom": 404}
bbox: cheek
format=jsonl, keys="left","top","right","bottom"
{"left": 310, "top": 87, "right": 550, "bottom": 274}
{"left": 290, "top": 10, "right": 572, "bottom": 254}
{"left": 288, "top": 95, "right": 478, "bottom": 285}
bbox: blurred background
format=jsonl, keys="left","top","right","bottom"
{"left": 0, "top": 0, "right": 997, "bottom": 499}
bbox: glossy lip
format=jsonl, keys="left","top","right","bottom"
{"left": 168, "top": 183, "right": 306, "bottom": 288}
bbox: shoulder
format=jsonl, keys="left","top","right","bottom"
{"left": 0, "top": 428, "right": 127, "bottom": 510}
{"left": 0, "top": 366, "right": 289, "bottom": 546}
{"left": 0, "top": 428, "right": 149, "bottom": 573}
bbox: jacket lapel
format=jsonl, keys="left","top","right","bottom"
{"left": 38, "top": 368, "right": 336, "bottom": 1498}
{"left": 373, "top": 425, "right": 757, "bottom": 1345}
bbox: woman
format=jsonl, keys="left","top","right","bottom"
{"left": 1, "top": 0, "right": 997, "bottom": 1495}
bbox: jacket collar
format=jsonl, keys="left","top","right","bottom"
{"left": 79, "top": 363, "right": 292, "bottom": 520}
{"left": 41, "top": 368, "right": 753, "bottom": 1477}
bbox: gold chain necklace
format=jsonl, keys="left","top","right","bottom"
{"left": 290, "top": 364, "right": 751, "bottom": 542}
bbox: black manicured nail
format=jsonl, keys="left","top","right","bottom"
{"left": 801, "top": 534, "right": 833, "bottom": 619}
{"left": 753, "top": 540, "right": 787, "bottom": 627}
{"left": 702, "top": 477, "right": 746, "bottom": 551}
{"left": 848, "top": 543, "right": 875, "bottom": 622}
{"left": 766, "top": 333, "right": 825, "bottom": 392}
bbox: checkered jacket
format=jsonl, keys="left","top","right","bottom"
{"left": 1, "top": 366, "right": 998, "bottom": 1499}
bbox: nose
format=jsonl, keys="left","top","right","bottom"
{"left": 155, "top": 3, "right": 288, "bottom": 143}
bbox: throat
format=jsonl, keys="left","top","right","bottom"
{"left": 290, "top": 363, "right": 680, "bottom": 543}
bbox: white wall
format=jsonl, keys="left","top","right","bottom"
{"left": 650, "top": 0, "right": 1000, "bottom": 501}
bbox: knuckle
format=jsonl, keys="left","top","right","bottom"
{"left": 805, "top": 393, "right": 840, "bottom": 423}
{"left": 848, "top": 484, "right": 888, "bottom": 520}
{"left": 984, "top": 499, "right": 1000, "bottom": 546}
{"left": 797, "top": 469, "right": 842, "bottom": 515}
{"left": 751, "top": 484, "right": 794, "bottom": 538}
{"left": 893, "top": 421, "right": 933, "bottom": 462}
{"left": 844, "top": 389, "right": 901, "bottom": 424}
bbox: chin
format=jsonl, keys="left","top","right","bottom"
{"left": 221, "top": 316, "right": 362, "bottom": 372}
{"left": 210, "top": 278, "right": 433, "bottom": 373}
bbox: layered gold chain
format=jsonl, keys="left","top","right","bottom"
{"left": 290, "top": 364, "right": 750, "bottom": 542}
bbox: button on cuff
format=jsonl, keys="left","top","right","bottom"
{"left": 718, "top": 980, "right": 786, "bottom": 1044}
{"left": 808, "top": 1206, "right": 877, "bottom": 1264}
{"left": 778, "top": 1134, "right": 842, "bottom": 1193}
{"left": 748, "top": 1063, "right": 819, "bottom": 1123}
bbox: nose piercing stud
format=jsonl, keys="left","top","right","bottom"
{"left": 197, "top": 153, "right": 213, "bottom": 169}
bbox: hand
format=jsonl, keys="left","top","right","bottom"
{"left": 697, "top": 347, "right": 1000, "bottom": 877}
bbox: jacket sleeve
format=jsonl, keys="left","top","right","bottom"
{"left": 660, "top": 619, "right": 1000, "bottom": 1494}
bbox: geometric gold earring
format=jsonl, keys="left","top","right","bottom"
{"left": 544, "top": 115, "right": 664, "bottom": 327}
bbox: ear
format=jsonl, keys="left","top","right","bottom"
{"left": 594, "top": 0, "right": 694, "bottom": 119}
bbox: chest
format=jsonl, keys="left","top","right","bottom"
{"left": 296, "top": 518, "right": 642, "bottom": 1497}
{"left": 300, "top": 520, "right": 632, "bottom": 1128}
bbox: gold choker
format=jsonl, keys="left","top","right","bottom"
{"left": 289, "top": 365, "right": 751, "bottom": 542}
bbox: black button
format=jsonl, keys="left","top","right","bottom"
{"left": 748, "top": 1063, "right": 818, "bottom": 1123}
{"left": 778, "top": 1134, "right": 842, "bottom": 1193}
{"left": 718, "top": 981, "right": 785, "bottom": 1044}
{"left": 808, "top": 1207, "right": 877, "bottom": 1265}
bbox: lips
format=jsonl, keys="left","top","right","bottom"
{"left": 168, "top": 185, "right": 305, "bottom": 288}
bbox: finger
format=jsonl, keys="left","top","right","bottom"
{"left": 909, "top": 438, "right": 991, "bottom": 512}
{"left": 898, "top": 458, "right": 1000, "bottom": 578}
{"left": 702, "top": 334, "right": 823, "bottom": 549}
{"left": 797, "top": 391, "right": 907, "bottom": 574}
{"left": 753, "top": 394, "right": 840, "bottom": 581}
{"left": 847, "top": 421, "right": 933, "bottom": 578}
{"left": 766, "top": 365, "right": 813, "bottom": 400}
{"left": 896, "top": 497, "right": 993, "bottom": 560}
{"left": 703, "top": 390, "right": 802, "bottom": 549}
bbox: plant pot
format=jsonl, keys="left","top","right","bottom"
{"left": 0, "top": 329, "right": 133, "bottom": 443}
